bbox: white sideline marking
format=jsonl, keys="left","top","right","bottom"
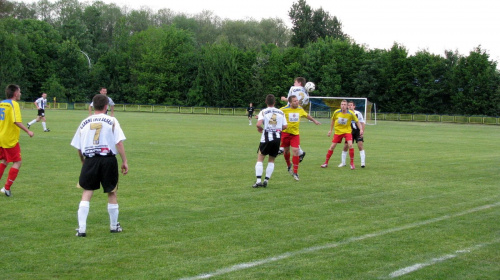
{"left": 179, "top": 202, "right": 500, "bottom": 280}
{"left": 388, "top": 241, "right": 497, "bottom": 278}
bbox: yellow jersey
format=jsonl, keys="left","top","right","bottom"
{"left": 280, "top": 105, "right": 308, "bottom": 135}
{"left": 0, "top": 99, "right": 22, "bottom": 148}
{"left": 332, "top": 109, "right": 358, "bottom": 135}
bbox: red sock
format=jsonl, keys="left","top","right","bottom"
{"left": 284, "top": 151, "right": 291, "bottom": 168}
{"left": 5, "top": 168, "right": 19, "bottom": 190}
{"left": 293, "top": 156, "right": 300, "bottom": 174}
{"left": 349, "top": 148, "right": 355, "bottom": 164}
{"left": 0, "top": 163, "right": 6, "bottom": 179}
{"left": 325, "top": 150, "right": 334, "bottom": 163}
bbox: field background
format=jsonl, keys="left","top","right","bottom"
{"left": 0, "top": 109, "right": 499, "bottom": 279}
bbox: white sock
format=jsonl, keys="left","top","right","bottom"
{"left": 28, "top": 119, "right": 36, "bottom": 125}
{"left": 360, "top": 150, "right": 366, "bottom": 165}
{"left": 108, "top": 203, "right": 119, "bottom": 229}
{"left": 42, "top": 122, "right": 47, "bottom": 130}
{"left": 298, "top": 146, "right": 304, "bottom": 156}
{"left": 78, "top": 201, "right": 90, "bottom": 233}
{"left": 341, "top": 151, "right": 347, "bottom": 165}
{"left": 265, "top": 162, "right": 274, "bottom": 180}
{"left": 255, "top": 162, "right": 263, "bottom": 183}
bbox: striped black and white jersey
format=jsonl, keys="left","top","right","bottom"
{"left": 351, "top": 110, "right": 365, "bottom": 130}
{"left": 35, "top": 97, "right": 47, "bottom": 109}
{"left": 258, "top": 107, "right": 287, "bottom": 143}
{"left": 71, "top": 113, "right": 126, "bottom": 158}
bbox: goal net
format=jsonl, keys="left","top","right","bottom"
{"left": 308, "top": 96, "right": 377, "bottom": 125}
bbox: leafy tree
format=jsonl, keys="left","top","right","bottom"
{"left": 127, "top": 26, "right": 197, "bottom": 105}
{"left": 289, "top": 0, "right": 346, "bottom": 47}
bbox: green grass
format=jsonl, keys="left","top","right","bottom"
{"left": 1, "top": 110, "right": 499, "bottom": 279}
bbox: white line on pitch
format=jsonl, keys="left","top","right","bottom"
{"left": 179, "top": 202, "right": 500, "bottom": 280}
{"left": 387, "top": 240, "right": 499, "bottom": 278}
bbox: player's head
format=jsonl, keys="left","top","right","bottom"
{"left": 294, "top": 77, "right": 306, "bottom": 87}
{"left": 249, "top": 103, "right": 253, "bottom": 106}
{"left": 42, "top": 93, "right": 47, "bottom": 98}
{"left": 92, "top": 94, "right": 109, "bottom": 111}
{"left": 341, "top": 99, "right": 348, "bottom": 111}
{"left": 5, "top": 84, "right": 20, "bottom": 100}
{"left": 289, "top": 95, "right": 299, "bottom": 108}
{"left": 99, "top": 87, "right": 107, "bottom": 95}
{"left": 265, "top": 94, "right": 275, "bottom": 106}
{"left": 348, "top": 101, "right": 355, "bottom": 110}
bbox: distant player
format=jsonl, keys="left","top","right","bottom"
{"left": 338, "top": 101, "right": 366, "bottom": 168}
{"left": 0, "top": 85, "right": 34, "bottom": 197}
{"left": 280, "top": 95, "right": 320, "bottom": 181}
{"left": 252, "top": 95, "right": 287, "bottom": 188}
{"left": 279, "top": 77, "right": 310, "bottom": 162}
{"left": 247, "top": 103, "right": 255, "bottom": 125}
{"left": 321, "top": 100, "right": 363, "bottom": 170}
{"left": 89, "top": 87, "right": 115, "bottom": 117}
{"left": 27, "top": 92, "right": 50, "bottom": 132}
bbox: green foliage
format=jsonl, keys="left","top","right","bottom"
{"left": 1, "top": 0, "right": 499, "bottom": 115}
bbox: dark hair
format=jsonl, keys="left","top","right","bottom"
{"left": 92, "top": 94, "right": 109, "bottom": 111}
{"left": 288, "top": 95, "right": 297, "bottom": 103}
{"left": 265, "top": 94, "right": 275, "bottom": 106}
{"left": 5, "top": 84, "right": 20, "bottom": 99}
{"left": 295, "top": 77, "right": 306, "bottom": 87}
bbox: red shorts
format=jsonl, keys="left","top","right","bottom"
{"left": 332, "top": 133, "right": 352, "bottom": 144}
{"left": 281, "top": 132, "right": 300, "bottom": 148}
{"left": 0, "top": 143, "right": 22, "bottom": 163}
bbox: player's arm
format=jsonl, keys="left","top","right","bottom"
{"left": 110, "top": 105, "right": 115, "bottom": 117}
{"left": 77, "top": 150, "right": 85, "bottom": 164}
{"left": 34, "top": 100, "right": 40, "bottom": 110}
{"left": 116, "top": 141, "right": 128, "bottom": 175}
{"left": 327, "top": 117, "right": 335, "bottom": 137}
{"left": 15, "top": 122, "right": 34, "bottom": 137}
{"left": 306, "top": 115, "right": 321, "bottom": 125}
{"left": 356, "top": 121, "right": 364, "bottom": 136}
{"left": 88, "top": 104, "right": 92, "bottom": 116}
{"left": 256, "top": 119, "right": 264, "bottom": 133}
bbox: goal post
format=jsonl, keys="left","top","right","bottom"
{"left": 307, "top": 96, "right": 377, "bottom": 125}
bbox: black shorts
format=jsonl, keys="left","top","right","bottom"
{"left": 248, "top": 113, "right": 254, "bottom": 118}
{"left": 352, "top": 129, "right": 364, "bottom": 143}
{"left": 37, "top": 109, "right": 45, "bottom": 117}
{"left": 257, "top": 139, "right": 281, "bottom": 157}
{"left": 78, "top": 156, "right": 119, "bottom": 193}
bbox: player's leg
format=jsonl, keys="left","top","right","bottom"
{"left": 358, "top": 140, "right": 365, "bottom": 167}
{"left": 77, "top": 190, "right": 94, "bottom": 237}
{"left": 27, "top": 116, "right": 39, "bottom": 128}
{"left": 347, "top": 138, "right": 355, "bottom": 169}
{"left": 254, "top": 151, "right": 265, "bottom": 187}
{"left": 339, "top": 141, "right": 348, "bottom": 167}
{"left": 107, "top": 191, "right": 121, "bottom": 232}
{"left": 322, "top": 135, "right": 340, "bottom": 167}
{"left": 291, "top": 135, "right": 300, "bottom": 179}
{"left": 41, "top": 116, "right": 49, "bottom": 132}
{"left": 298, "top": 145, "right": 306, "bottom": 162}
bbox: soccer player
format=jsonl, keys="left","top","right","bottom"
{"left": 338, "top": 101, "right": 366, "bottom": 168}
{"left": 27, "top": 92, "right": 50, "bottom": 132}
{"left": 321, "top": 99, "right": 363, "bottom": 170}
{"left": 253, "top": 95, "right": 287, "bottom": 188}
{"left": 280, "top": 95, "right": 321, "bottom": 181}
{"left": 279, "top": 77, "right": 310, "bottom": 162}
{"left": 247, "top": 102, "right": 255, "bottom": 125}
{"left": 72, "top": 94, "right": 128, "bottom": 237}
{"left": 0, "top": 85, "right": 34, "bottom": 197}
{"left": 88, "top": 87, "right": 115, "bottom": 117}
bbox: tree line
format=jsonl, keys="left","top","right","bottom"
{"left": 1, "top": 0, "right": 499, "bottom": 115}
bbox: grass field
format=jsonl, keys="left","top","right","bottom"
{"left": 1, "top": 109, "right": 499, "bottom": 279}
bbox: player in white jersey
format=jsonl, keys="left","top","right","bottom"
{"left": 72, "top": 94, "right": 128, "bottom": 237}
{"left": 27, "top": 93, "right": 50, "bottom": 132}
{"left": 252, "top": 94, "right": 287, "bottom": 188}
{"left": 338, "top": 101, "right": 366, "bottom": 168}
{"left": 279, "top": 77, "right": 309, "bottom": 161}
{"left": 89, "top": 87, "right": 115, "bottom": 117}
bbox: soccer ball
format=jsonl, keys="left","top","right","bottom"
{"left": 305, "top": 82, "right": 315, "bottom": 93}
